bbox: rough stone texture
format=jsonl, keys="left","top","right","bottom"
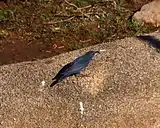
{"left": 0, "top": 32, "right": 160, "bottom": 127}
{"left": 133, "top": 0, "right": 160, "bottom": 27}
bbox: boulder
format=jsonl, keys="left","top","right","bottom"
{"left": 133, "top": 0, "right": 160, "bottom": 27}
{"left": 1, "top": 32, "right": 160, "bottom": 127}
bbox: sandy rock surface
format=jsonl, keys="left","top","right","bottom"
{"left": 0, "top": 32, "right": 160, "bottom": 128}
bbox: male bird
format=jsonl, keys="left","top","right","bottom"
{"left": 50, "top": 51, "right": 100, "bottom": 87}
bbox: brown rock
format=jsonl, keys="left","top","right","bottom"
{"left": 133, "top": 0, "right": 160, "bottom": 27}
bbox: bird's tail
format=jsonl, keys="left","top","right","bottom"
{"left": 50, "top": 79, "right": 59, "bottom": 87}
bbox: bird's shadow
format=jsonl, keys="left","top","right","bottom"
{"left": 136, "top": 35, "right": 160, "bottom": 51}
{"left": 50, "top": 77, "right": 81, "bottom": 94}
{"left": 49, "top": 75, "right": 97, "bottom": 103}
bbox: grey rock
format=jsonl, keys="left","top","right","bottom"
{"left": 0, "top": 32, "right": 160, "bottom": 127}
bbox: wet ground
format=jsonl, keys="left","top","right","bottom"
{"left": 0, "top": 0, "right": 157, "bottom": 65}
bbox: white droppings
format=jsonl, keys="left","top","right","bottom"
{"left": 99, "top": 49, "right": 106, "bottom": 52}
{"left": 54, "top": 27, "right": 60, "bottom": 30}
{"left": 41, "top": 80, "right": 45, "bottom": 86}
{"left": 95, "top": 15, "right": 100, "bottom": 19}
{"left": 79, "top": 102, "right": 84, "bottom": 116}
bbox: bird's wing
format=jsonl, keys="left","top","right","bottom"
{"left": 72, "top": 55, "right": 86, "bottom": 64}
{"left": 65, "top": 58, "right": 93, "bottom": 76}
{"left": 63, "top": 54, "right": 93, "bottom": 75}
{"left": 53, "top": 62, "right": 74, "bottom": 80}
{"left": 58, "top": 60, "right": 89, "bottom": 77}
{"left": 53, "top": 53, "right": 93, "bottom": 80}
{"left": 64, "top": 64, "right": 84, "bottom": 75}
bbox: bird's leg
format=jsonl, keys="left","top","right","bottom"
{"left": 73, "top": 84, "right": 81, "bottom": 94}
{"left": 71, "top": 72, "right": 90, "bottom": 77}
{"left": 71, "top": 73, "right": 79, "bottom": 77}
{"left": 77, "top": 73, "right": 90, "bottom": 77}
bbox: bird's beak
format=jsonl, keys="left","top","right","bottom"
{"left": 95, "top": 51, "right": 100, "bottom": 54}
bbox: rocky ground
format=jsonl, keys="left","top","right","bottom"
{"left": 0, "top": 32, "right": 160, "bottom": 127}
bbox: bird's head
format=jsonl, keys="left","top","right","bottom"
{"left": 94, "top": 51, "right": 100, "bottom": 54}
{"left": 84, "top": 51, "right": 100, "bottom": 58}
{"left": 88, "top": 51, "right": 100, "bottom": 55}
{"left": 92, "top": 51, "right": 100, "bottom": 57}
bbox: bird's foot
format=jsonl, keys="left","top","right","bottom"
{"left": 77, "top": 74, "right": 90, "bottom": 77}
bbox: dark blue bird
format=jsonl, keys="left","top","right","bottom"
{"left": 136, "top": 35, "right": 160, "bottom": 49}
{"left": 50, "top": 51, "right": 100, "bottom": 87}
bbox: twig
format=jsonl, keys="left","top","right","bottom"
{"left": 64, "top": 0, "right": 92, "bottom": 18}
{"left": 43, "top": 16, "right": 75, "bottom": 25}
{"left": 53, "top": 14, "right": 88, "bottom": 18}
{"left": 65, "top": 0, "right": 92, "bottom": 10}
{"left": 78, "top": 5, "right": 92, "bottom": 10}
{"left": 64, "top": 0, "right": 78, "bottom": 9}
{"left": 80, "top": 39, "right": 92, "bottom": 43}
